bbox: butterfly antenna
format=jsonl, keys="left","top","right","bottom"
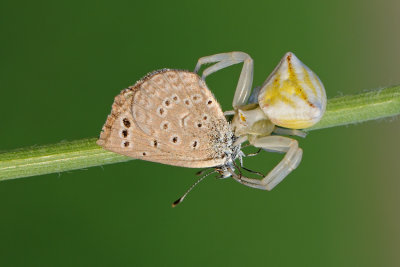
{"left": 172, "top": 170, "right": 216, "bottom": 207}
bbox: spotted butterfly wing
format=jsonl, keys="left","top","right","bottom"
{"left": 97, "top": 69, "right": 234, "bottom": 168}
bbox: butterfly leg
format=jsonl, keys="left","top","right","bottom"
{"left": 232, "top": 136, "right": 303, "bottom": 190}
{"left": 193, "top": 52, "right": 254, "bottom": 108}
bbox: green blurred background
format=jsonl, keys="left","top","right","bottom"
{"left": 1, "top": 0, "right": 399, "bottom": 266}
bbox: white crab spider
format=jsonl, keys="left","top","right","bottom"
{"left": 194, "top": 51, "right": 327, "bottom": 190}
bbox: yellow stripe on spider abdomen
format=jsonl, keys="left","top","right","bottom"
{"left": 258, "top": 52, "right": 327, "bottom": 129}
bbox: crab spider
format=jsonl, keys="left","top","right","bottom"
{"left": 194, "top": 51, "right": 327, "bottom": 190}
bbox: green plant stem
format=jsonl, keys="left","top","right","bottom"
{"left": 1, "top": 85, "right": 400, "bottom": 181}
{"left": 0, "top": 138, "right": 131, "bottom": 181}
{"left": 307, "top": 85, "right": 400, "bottom": 130}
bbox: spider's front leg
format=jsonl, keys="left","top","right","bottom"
{"left": 232, "top": 136, "right": 303, "bottom": 190}
{"left": 193, "top": 51, "right": 254, "bottom": 108}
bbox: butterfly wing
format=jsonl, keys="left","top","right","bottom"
{"left": 97, "top": 69, "right": 234, "bottom": 168}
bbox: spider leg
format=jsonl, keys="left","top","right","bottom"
{"left": 223, "top": 110, "right": 235, "bottom": 116}
{"left": 273, "top": 127, "right": 307, "bottom": 138}
{"left": 193, "top": 52, "right": 254, "bottom": 108}
{"left": 231, "top": 136, "right": 303, "bottom": 190}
